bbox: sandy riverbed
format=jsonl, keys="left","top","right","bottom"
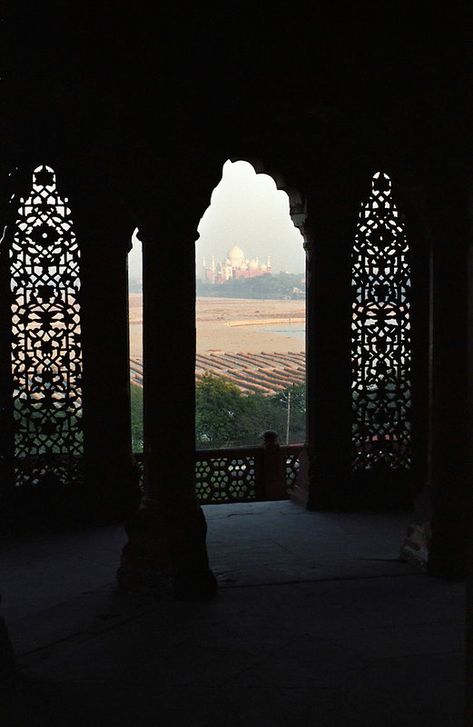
{"left": 128, "top": 295, "right": 305, "bottom": 356}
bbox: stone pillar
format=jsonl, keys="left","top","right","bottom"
{"left": 466, "top": 220, "right": 473, "bottom": 724}
{"left": 396, "top": 180, "right": 431, "bottom": 500}
{"left": 397, "top": 180, "right": 433, "bottom": 567}
{"left": 0, "top": 168, "right": 16, "bottom": 522}
{"left": 72, "top": 191, "right": 141, "bottom": 523}
{"left": 304, "top": 176, "right": 363, "bottom": 510}
{"left": 0, "top": 595, "right": 14, "bottom": 680}
{"left": 426, "top": 178, "right": 470, "bottom": 579}
{"left": 118, "top": 210, "right": 217, "bottom": 599}
{"left": 467, "top": 533, "right": 473, "bottom": 723}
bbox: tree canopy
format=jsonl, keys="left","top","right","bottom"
{"left": 131, "top": 374, "right": 306, "bottom": 452}
{"left": 196, "top": 272, "right": 305, "bottom": 300}
{"left": 196, "top": 373, "right": 305, "bottom": 448}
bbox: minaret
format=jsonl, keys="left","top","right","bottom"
{"left": 267, "top": 255, "right": 272, "bottom": 272}
{"left": 211, "top": 255, "right": 216, "bottom": 284}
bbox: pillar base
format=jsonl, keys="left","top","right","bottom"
{"left": 400, "top": 522, "right": 430, "bottom": 572}
{"left": 0, "top": 609, "right": 14, "bottom": 680}
{"left": 117, "top": 491, "right": 218, "bottom": 600}
{"left": 427, "top": 535, "right": 467, "bottom": 581}
{"left": 399, "top": 484, "right": 432, "bottom": 571}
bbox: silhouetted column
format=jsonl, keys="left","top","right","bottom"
{"left": 0, "top": 595, "right": 14, "bottom": 679}
{"left": 304, "top": 177, "right": 362, "bottom": 510}
{"left": 0, "top": 172, "right": 21, "bottom": 679}
{"left": 141, "top": 222, "right": 196, "bottom": 498}
{"left": 397, "top": 182, "right": 431, "bottom": 502}
{"left": 72, "top": 190, "right": 141, "bottom": 523}
{"left": 467, "top": 229, "right": 473, "bottom": 724}
{"left": 0, "top": 170, "right": 15, "bottom": 516}
{"left": 427, "top": 178, "right": 470, "bottom": 579}
{"left": 398, "top": 180, "right": 433, "bottom": 568}
{"left": 119, "top": 208, "right": 217, "bottom": 598}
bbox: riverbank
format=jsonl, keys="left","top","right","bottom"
{"left": 128, "top": 295, "right": 306, "bottom": 356}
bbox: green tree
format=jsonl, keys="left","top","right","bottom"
{"left": 196, "top": 272, "right": 305, "bottom": 300}
{"left": 196, "top": 374, "right": 306, "bottom": 448}
{"left": 195, "top": 373, "right": 247, "bottom": 447}
{"left": 130, "top": 383, "right": 143, "bottom": 452}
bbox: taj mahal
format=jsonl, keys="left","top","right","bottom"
{"left": 202, "top": 245, "right": 272, "bottom": 285}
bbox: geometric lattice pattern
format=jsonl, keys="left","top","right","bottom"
{"left": 195, "top": 453, "right": 259, "bottom": 503}
{"left": 10, "top": 165, "right": 83, "bottom": 486}
{"left": 284, "top": 447, "right": 303, "bottom": 488}
{"left": 135, "top": 446, "right": 301, "bottom": 503}
{"left": 352, "top": 172, "right": 411, "bottom": 470}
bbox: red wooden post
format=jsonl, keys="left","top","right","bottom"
{"left": 289, "top": 446, "right": 310, "bottom": 507}
{"left": 262, "top": 430, "right": 286, "bottom": 500}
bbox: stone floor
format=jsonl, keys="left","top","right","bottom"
{"left": 0, "top": 501, "right": 466, "bottom": 726}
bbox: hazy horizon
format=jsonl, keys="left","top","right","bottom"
{"left": 128, "top": 160, "right": 305, "bottom": 281}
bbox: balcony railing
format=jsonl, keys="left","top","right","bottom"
{"left": 2, "top": 435, "right": 305, "bottom": 511}
{"left": 134, "top": 432, "right": 305, "bottom": 505}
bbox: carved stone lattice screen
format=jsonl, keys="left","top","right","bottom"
{"left": 134, "top": 447, "right": 302, "bottom": 502}
{"left": 195, "top": 451, "right": 261, "bottom": 503}
{"left": 352, "top": 172, "right": 411, "bottom": 470}
{"left": 10, "top": 165, "right": 83, "bottom": 486}
{"left": 134, "top": 453, "right": 260, "bottom": 503}
{"left": 282, "top": 447, "right": 303, "bottom": 489}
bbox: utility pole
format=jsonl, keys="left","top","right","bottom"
{"left": 285, "top": 390, "right": 291, "bottom": 444}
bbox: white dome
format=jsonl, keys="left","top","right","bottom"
{"left": 227, "top": 245, "right": 245, "bottom": 266}
{"left": 249, "top": 258, "right": 259, "bottom": 269}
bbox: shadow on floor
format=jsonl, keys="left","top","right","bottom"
{"left": 0, "top": 502, "right": 465, "bottom": 726}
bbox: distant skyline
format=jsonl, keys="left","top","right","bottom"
{"left": 196, "top": 161, "right": 305, "bottom": 277}
{"left": 128, "top": 160, "right": 305, "bottom": 281}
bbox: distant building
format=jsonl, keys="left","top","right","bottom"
{"left": 202, "top": 245, "right": 271, "bottom": 284}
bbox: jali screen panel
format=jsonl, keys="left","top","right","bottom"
{"left": 352, "top": 172, "right": 411, "bottom": 470}
{"left": 10, "top": 165, "right": 83, "bottom": 486}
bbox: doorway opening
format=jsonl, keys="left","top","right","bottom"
{"left": 194, "top": 160, "right": 306, "bottom": 503}
{"left": 196, "top": 160, "right": 306, "bottom": 451}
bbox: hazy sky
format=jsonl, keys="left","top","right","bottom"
{"left": 128, "top": 160, "right": 305, "bottom": 280}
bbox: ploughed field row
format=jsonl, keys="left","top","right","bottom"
{"left": 130, "top": 358, "right": 143, "bottom": 388}
{"left": 130, "top": 353, "right": 305, "bottom": 395}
